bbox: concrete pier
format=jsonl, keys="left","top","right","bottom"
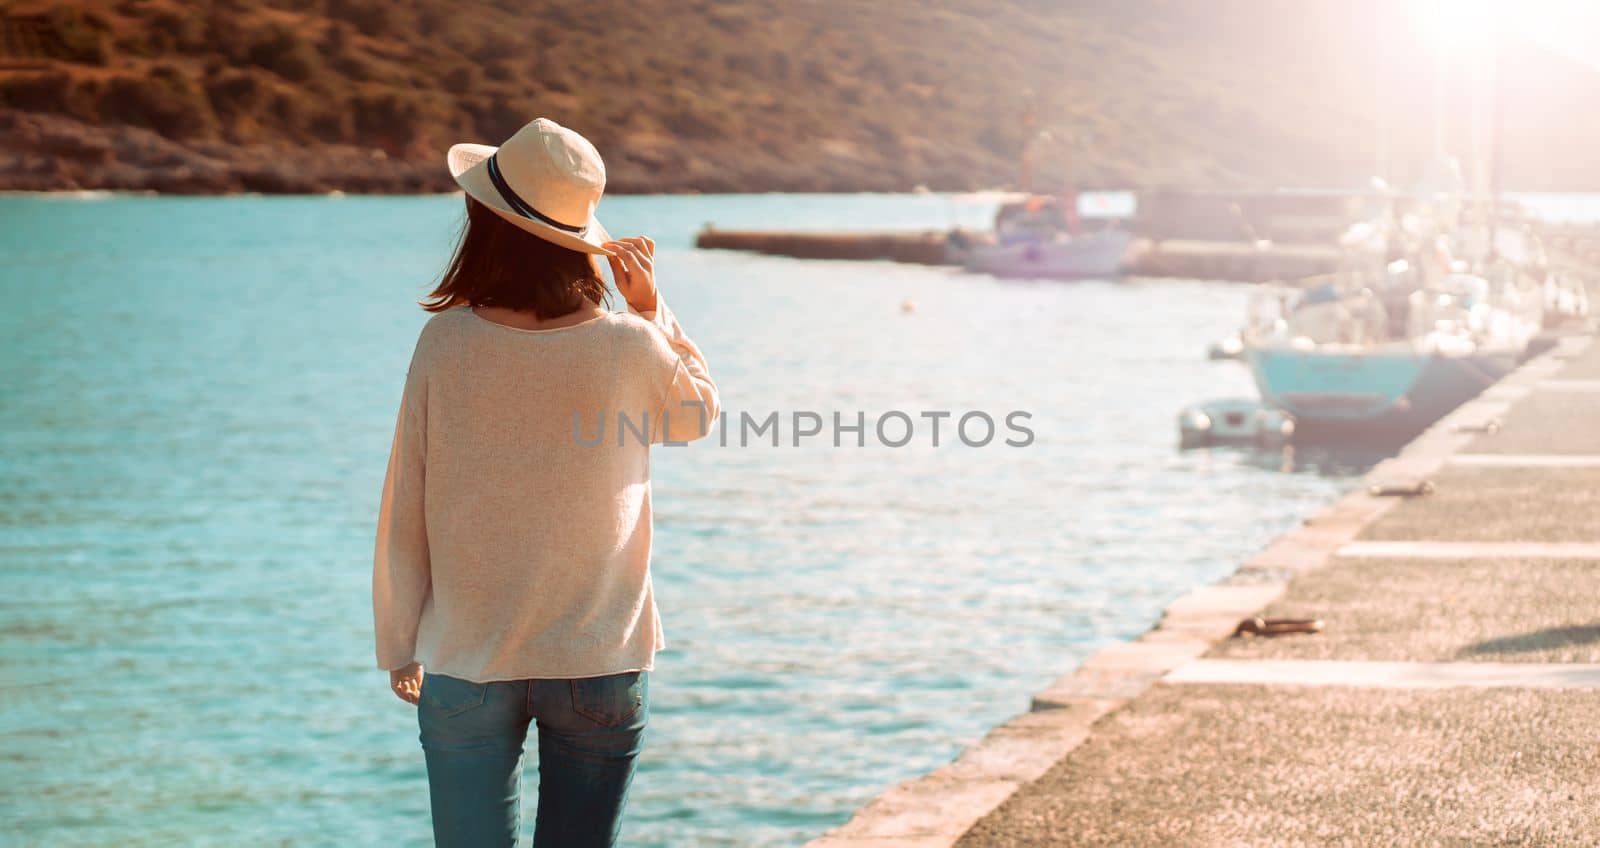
{"left": 807, "top": 328, "right": 1598, "bottom": 847}
{"left": 694, "top": 228, "right": 1343, "bottom": 281}
{"left": 1124, "top": 239, "right": 1342, "bottom": 282}
{"left": 695, "top": 228, "right": 953, "bottom": 265}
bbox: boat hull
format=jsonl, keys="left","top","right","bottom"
{"left": 963, "top": 230, "right": 1132, "bottom": 279}
{"left": 1248, "top": 345, "right": 1517, "bottom": 444}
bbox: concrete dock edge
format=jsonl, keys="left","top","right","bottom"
{"left": 803, "top": 330, "right": 1595, "bottom": 848}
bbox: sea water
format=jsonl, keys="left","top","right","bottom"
{"left": 0, "top": 193, "right": 1371, "bottom": 846}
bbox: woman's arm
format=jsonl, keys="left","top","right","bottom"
{"left": 372, "top": 355, "right": 430, "bottom": 702}
{"left": 606, "top": 237, "right": 720, "bottom": 444}
{"left": 637, "top": 296, "right": 719, "bottom": 443}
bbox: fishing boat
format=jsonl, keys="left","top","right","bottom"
{"left": 954, "top": 195, "right": 1132, "bottom": 280}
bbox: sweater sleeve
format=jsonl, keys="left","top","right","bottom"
{"left": 372, "top": 351, "right": 430, "bottom": 671}
{"left": 629, "top": 294, "right": 720, "bottom": 444}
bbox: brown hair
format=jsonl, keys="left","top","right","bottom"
{"left": 421, "top": 196, "right": 609, "bottom": 317}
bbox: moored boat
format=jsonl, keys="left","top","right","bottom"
{"left": 954, "top": 195, "right": 1133, "bottom": 280}
{"left": 1243, "top": 270, "right": 1542, "bottom": 442}
{"left": 963, "top": 229, "right": 1134, "bottom": 280}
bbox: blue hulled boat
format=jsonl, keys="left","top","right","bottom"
{"left": 1244, "top": 272, "right": 1542, "bottom": 442}
{"left": 1247, "top": 344, "right": 1517, "bottom": 441}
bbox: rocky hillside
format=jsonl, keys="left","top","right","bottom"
{"left": 3, "top": 0, "right": 1599, "bottom": 194}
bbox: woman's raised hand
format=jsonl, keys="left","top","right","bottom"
{"left": 604, "top": 237, "right": 659, "bottom": 314}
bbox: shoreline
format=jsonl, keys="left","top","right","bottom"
{"left": 805, "top": 329, "right": 1595, "bottom": 847}
{"left": 0, "top": 188, "right": 1019, "bottom": 199}
{"left": 9, "top": 187, "right": 1600, "bottom": 201}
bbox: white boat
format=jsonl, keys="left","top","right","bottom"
{"left": 955, "top": 195, "right": 1132, "bottom": 280}
{"left": 963, "top": 230, "right": 1133, "bottom": 280}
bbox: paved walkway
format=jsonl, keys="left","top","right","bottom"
{"left": 954, "top": 332, "right": 1600, "bottom": 847}
{"left": 808, "top": 330, "right": 1598, "bottom": 847}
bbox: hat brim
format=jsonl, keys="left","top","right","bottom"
{"left": 447, "top": 143, "right": 612, "bottom": 256}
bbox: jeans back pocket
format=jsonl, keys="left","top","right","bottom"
{"left": 569, "top": 671, "right": 646, "bottom": 728}
{"left": 420, "top": 673, "right": 489, "bottom": 718}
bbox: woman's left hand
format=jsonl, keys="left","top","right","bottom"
{"left": 604, "top": 237, "right": 658, "bottom": 313}
{"left": 390, "top": 662, "right": 424, "bottom": 705}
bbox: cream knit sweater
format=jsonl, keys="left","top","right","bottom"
{"left": 371, "top": 296, "right": 717, "bottom": 681}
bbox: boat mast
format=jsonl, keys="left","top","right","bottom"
{"left": 1432, "top": 44, "right": 1447, "bottom": 167}
{"left": 1017, "top": 90, "right": 1037, "bottom": 195}
{"left": 1488, "top": 29, "right": 1504, "bottom": 259}
{"left": 1374, "top": 17, "right": 1389, "bottom": 184}
{"left": 1468, "top": 29, "right": 1497, "bottom": 268}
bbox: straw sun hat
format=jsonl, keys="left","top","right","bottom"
{"left": 447, "top": 117, "right": 613, "bottom": 255}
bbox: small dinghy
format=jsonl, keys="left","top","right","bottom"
{"left": 1177, "top": 398, "right": 1294, "bottom": 449}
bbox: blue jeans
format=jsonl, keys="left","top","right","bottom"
{"left": 417, "top": 670, "right": 649, "bottom": 848}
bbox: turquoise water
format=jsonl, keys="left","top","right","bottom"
{"left": 0, "top": 193, "right": 1366, "bottom": 847}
